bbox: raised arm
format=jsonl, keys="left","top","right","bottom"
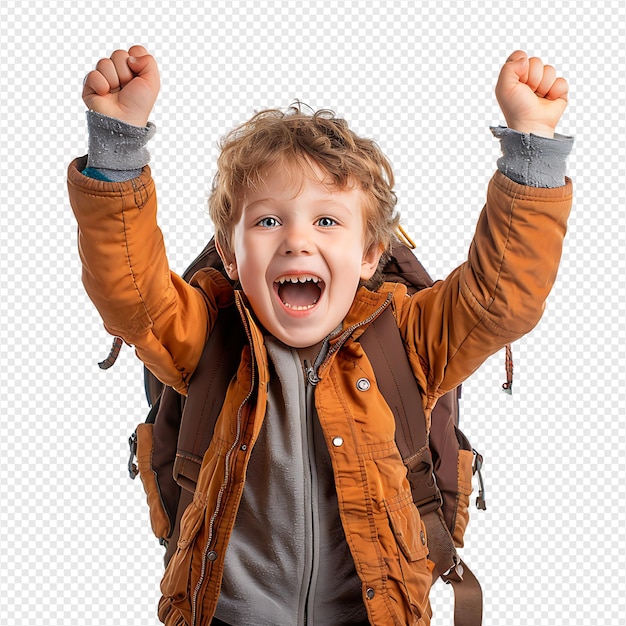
{"left": 69, "top": 47, "right": 224, "bottom": 395}
{"left": 397, "top": 51, "right": 573, "bottom": 409}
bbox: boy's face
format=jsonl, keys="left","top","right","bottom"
{"left": 220, "top": 161, "right": 382, "bottom": 348}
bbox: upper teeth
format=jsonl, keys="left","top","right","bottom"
{"left": 277, "top": 275, "right": 321, "bottom": 284}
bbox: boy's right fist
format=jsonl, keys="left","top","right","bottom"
{"left": 82, "top": 45, "right": 160, "bottom": 127}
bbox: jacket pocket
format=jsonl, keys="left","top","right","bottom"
{"left": 452, "top": 448, "right": 474, "bottom": 548}
{"left": 385, "top": 491, "right": 429, "bottom": 561}
{"left": 384, "top": 492, "right": 432, "bottom": 621}
{"left": 157, "top": 595, "right": 188, "bottom": 626}
{"left": 160, "top": 492, "right": 206, "bottom": 597}
{"left": 136, "top": 422, "right": 171, "bottom": 541}
{"left": 158, "top": 492, "right": 208, "bottom": 625}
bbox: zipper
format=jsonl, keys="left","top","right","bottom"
{"left": 301, "top": 341, "right": 328, "bottom": 626}
{"left": 191, "top": 295, "right": 256, "bottom": 625}
{"left": 307, "top": 293, "right": 393, "bottom": 385}
{"left": 299, "top": 297, "right": 390, "bottom": 623}
{"left": 303, "top": 337, "right": 328, "bottom": 387}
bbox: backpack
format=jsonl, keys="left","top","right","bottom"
{"left": 123, "top": 233, "right": 487, "bottom": 626}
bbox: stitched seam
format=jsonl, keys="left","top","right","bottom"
{"left": 428, "top": 315, "right": 485, "bottom": 396}
{"left": 488, "top": 188, "right": 517, "bottom": 313}
{"left": 119, "top": 184, "right": 152, "bottom": 323}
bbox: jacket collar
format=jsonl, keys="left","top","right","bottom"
{"left": 340, "top": 284, "right": 396, "bottom": 334}
{"left": 232, "top": 282, "right": 399, "bottom": 359}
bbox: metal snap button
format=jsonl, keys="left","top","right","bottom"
{"left": 356, "top": 377, "right": 370, "bottom": 391}
{"left": 332, "top": 436, "right": 344, "bottom": 447}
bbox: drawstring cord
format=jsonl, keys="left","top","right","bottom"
{"left": 98, "top": 336, "right": 123, "bottom": 370}
{"left": 502, "top": 343, "right": 513, "bottom": 394}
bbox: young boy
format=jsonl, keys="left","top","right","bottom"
{"left": 68, "top": 46, "right": 573, "bottom": 626}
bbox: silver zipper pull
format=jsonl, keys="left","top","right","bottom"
{"left": 304, "top": 360, "right": 320, "bottom": 386}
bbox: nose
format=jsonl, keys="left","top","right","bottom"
{"left": 281, "top": 221, "right": 313, "bottom": 255}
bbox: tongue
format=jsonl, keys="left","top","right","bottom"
{"left": 278, "top": 281, "right": 321, "bottom": 307}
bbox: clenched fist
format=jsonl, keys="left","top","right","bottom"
{"left": 495, "top": 50, "right": 569, "bottom": 138}
{"left": 82, "top": 45, "right": 160, "bottom": 127}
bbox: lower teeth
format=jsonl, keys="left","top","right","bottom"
{"left": 283, "top": 300, "right": 318, "bottom": 311}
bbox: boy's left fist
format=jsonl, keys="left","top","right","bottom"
{"left": 495, "top": 50, "right": 568, "bottom": 138}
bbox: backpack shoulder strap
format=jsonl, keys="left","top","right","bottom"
{"left": 143, "top": 237, "right": 234, "bottom": 407}
{"left": 172, "top": 301, "right": 246, "bottom": 492}
{"left": 359, "top": 305, "right": 442, "bottom": 513}
{"left": 360, "top": 303, "right": 483, "bottom": 626}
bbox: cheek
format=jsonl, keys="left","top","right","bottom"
{"left": 235, "top": 248, "right": 271, "bottom": 299}
{"left": 237, "top": 262, "right": 260, "bottom": 294}
{"left": 232, "top": 232, "right": 255, "bottom": 277}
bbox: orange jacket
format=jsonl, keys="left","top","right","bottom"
{"left": 68, "top": 156, "right": 572, "bottom": 625}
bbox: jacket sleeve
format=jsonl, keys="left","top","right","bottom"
{"left": 67, "top": 156, "right": 231, "bottom": 395}
{"left": 395, "top": 170, "right": 573, "bottom": 411}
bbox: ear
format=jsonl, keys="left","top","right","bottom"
{"left": 360, "top": 243, "right": 384, "bottom": 281}
{"left": 215, "top": 238, "right": 239, "bottom": 281}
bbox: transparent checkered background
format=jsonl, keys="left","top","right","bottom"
{"left": 1, "top": 0, "right": 623, "bottom": 624}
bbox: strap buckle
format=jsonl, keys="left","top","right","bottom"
{"left": 441, "top": 557, "right": 484, "bottom": 625}
{"left": 128, "top": 431, "right": 138, "bottom": 479}
{"left": 415, "top": 490, "right": 444, "bottom": 516}
{"left": 442, "top": 556, "right": 464, "bottom": 584}
{"left": 473, "top": 449, "right": 487, "bottom": 510}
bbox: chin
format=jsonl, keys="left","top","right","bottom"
{"left": 280, "top": 335, "right": 323, "bottom": 349}
{"left": 272, "top": 327, "right": 329, "bottom": 349}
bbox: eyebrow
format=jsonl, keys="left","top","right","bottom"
{"left": 242, "top": 197, "right": 273, "bottom": 211}
{"left": 242, "top": 196, "right": 353, "bottom": 212}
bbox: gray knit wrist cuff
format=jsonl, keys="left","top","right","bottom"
{"left": 86, "top": 110, "right": 156, "bottom": 171}
{"left": 490, "top": 125, "right": 574, "bottom": 188}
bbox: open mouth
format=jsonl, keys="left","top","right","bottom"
{"left": 275, "top": 275, "right": 324, "bottom": 311}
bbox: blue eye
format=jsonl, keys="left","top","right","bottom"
{"left": 258, "top": 217, "right": 280, "bottom": 228}
{"left": 317, "top": 217, "right": 336, "bottom": 227}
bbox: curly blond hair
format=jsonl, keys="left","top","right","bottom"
{"left": 208, "top": 105, "right": 399, "bottom": 285}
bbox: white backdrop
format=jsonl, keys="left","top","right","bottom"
{"left": 1, "top": 1, "right": 624, "bottom": 624}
